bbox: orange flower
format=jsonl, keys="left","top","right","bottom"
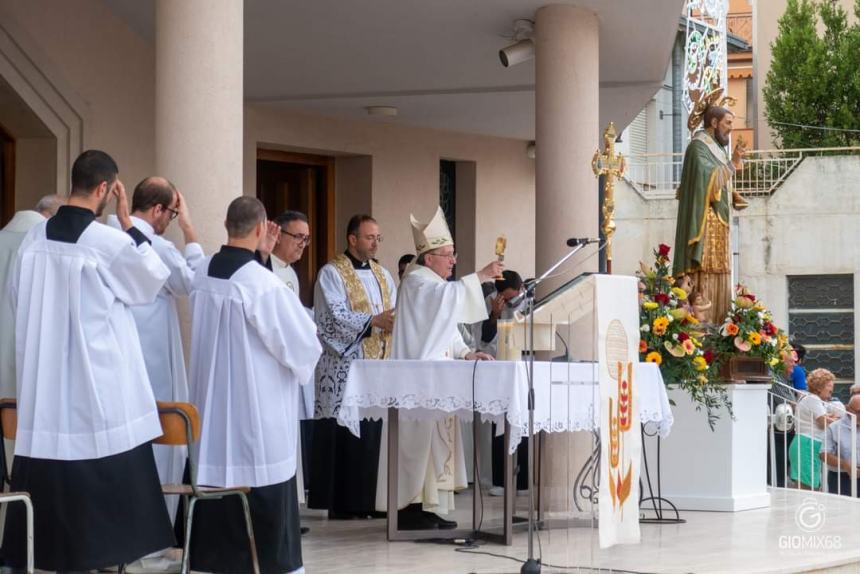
{"left": 652, "top": 316, "right": 669, "bottom": 336}
{"left": 725, "top": 322, "right": 739, "bottom": 336}
{"left": 645, "top": 351, "right": 663, "bottom": 365}
{"left": 639, "top": 339, "right": 648, "bottom": 353}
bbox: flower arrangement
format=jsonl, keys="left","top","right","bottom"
{"left": 638, "top": 244, "right": 731, "bottom": 429}
{"left": 712, "top": 284, "right": 790, "bottom": 370}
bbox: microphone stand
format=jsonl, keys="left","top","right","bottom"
{"left": 519, "top": 242, "right": 586, "bottom": 574}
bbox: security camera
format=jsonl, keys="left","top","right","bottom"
{"left": 499, "top": 38, "right": 534, "bottom": 68}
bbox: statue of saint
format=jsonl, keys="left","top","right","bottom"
{"left": 672, "top": 88, "right": 747, "bottom": 324}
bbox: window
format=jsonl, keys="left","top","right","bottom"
{"left": 788, "top": 274, "right": 855, "bottom": 401}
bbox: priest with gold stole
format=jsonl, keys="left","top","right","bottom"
{"left": 672, "top": 88, "right": 747, "bottom": 324}
{"left": 378, "top": 206, "right": 501, "bottom": 530}
{"left": 308, "top": 214, "right": 396, "bottom": 519}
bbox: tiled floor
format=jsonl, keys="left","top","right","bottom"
{"left": 300, "top": 488, "right": 860, "bottom": 574}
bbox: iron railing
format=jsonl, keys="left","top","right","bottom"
{"left": 624, "top": 146, "right": 860, "bottom": 200}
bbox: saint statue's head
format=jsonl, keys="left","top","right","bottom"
{"left": 704, "top": 105, "right": 735, "bottom": 148}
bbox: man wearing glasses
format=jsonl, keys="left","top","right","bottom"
{"left": 269, "top": 210, "right": 314, "bottom": 527}
{"left": 108, "top": 176, "right": 204, "bottom": 573}
{"left": 379, "top": 206, "right": 501, "bottom": 530}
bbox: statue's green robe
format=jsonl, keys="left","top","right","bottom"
{"left": 672, "top": 130, "right": 735, "bottom": 277}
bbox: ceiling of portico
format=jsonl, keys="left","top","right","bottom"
{"left": 105, "top": 0, "right": 684, "bottom": 140}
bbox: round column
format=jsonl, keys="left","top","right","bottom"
{"left": 155, "top": 0, "right": 244, "bottom": 251}
{"left": 534, "top": 4, "right": 600, "bottom": 515}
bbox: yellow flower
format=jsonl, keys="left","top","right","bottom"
{"left": 748, "top": 332, "right": 762, "bottom": 346}
{"left": 692, "top": 356, "right": 708, "bottom": 371}
{"left": 652, "top": 317, "right": 669, "bottom": 336}
{"left": 643, "top": 301, "right": 658, "bottom": 311}
{"left": 645, "top": 351, "right": 663, "bottom": 365}
{"left": 682, "top": 339, "right": 696, "bottom": 355}
{"left": 671, "top": 287, "right": 688, "bottom": 301}
{"left": 686, "top": 315, "right": 700, "bottom": 325}
{"left": 697, "top": 374, "right": 709, "bottom": 385}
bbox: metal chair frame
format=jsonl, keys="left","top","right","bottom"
{"left": 0, "top": 399, "right": 35, "bottom": 574}
{"left": 157, "top": 403, "right": 261, "bottom": 574}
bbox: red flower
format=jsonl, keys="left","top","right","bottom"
{"left": 677, "top": 332, "right": 690, "bottom": 342}
{"left": 764, "top": 322, "right": 777, "bottom": 336}
{"left": 742, "top": 294, "right": 756, "bottom": 302}
{"left": 658, "top": 244, "right": 671, "bottom": 258}
{"left": 703, "top": 349, "right": 715, "bottom": 364}
{"left": 654, "top": 292, "right": 670, "bottom": 305}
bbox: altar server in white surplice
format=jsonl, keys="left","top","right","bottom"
{"left": 378, "top": 206, "right": 501, "bottom": 530}
{"left": 309, "top": 214, "right": 396, "bottom": 519}
{"left": 0, "top": 194, "right": 64, "bottom": 402}
{"left": 1, "top": 150, "right": 174, "bottom": 572}
{"left": 107, "top": 179, "right": 203, "bottom": 530}
{"left": 186, "top": 197, "right": 321, "bottom": 574}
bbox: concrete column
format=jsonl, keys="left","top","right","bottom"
{"left": 534, "top": 4, "right": 600, "bottom": 516}
{"left": 535, "top": 4, "right": 600, "bottom": 288}
{"left": 155, "top": 0, "right": 243, "bottom": 251}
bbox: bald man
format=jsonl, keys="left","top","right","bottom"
{"left": 108, "top": 177, "right": 204, "bottom": 572}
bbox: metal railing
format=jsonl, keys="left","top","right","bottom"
{"left": 768, "top": 380, "right": 857, "bottom": 498}
{"left": 624, "top": 146, "right": 860, "bottom": 200}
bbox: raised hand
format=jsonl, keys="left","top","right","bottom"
{"left": 258, "top": 220, "right": 280, "bottom": 257}
{"left": 175, "top": 190, "right": 198, "bottom": 244}
{"left": 477, "top": 260, "right": 504, "bottom": 283}
{"left": 114, "top": 179, "right": 132, "bottom": 230}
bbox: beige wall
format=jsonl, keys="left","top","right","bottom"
{"left": 0, "top": 0, "right": 155, "bottom": 192}
{"left": 15, "top": 138, "right": 57, "bottom": 210}
{"left": 245, "top": 105, "right": 536, "bottom": 277}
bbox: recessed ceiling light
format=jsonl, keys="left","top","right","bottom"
{"left": 365, "top": 106, "right": 398, "bottom": 117}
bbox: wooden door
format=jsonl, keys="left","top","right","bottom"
{"left": 257, "top": 150, "right": 335, "bottom": 306}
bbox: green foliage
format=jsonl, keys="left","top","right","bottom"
{"left": 763, "top": 0, "right": 860, "bottom": 148}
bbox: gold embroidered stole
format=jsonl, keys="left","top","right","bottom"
{"left": 330, "top": 254, "right": 392, "bottom": 359}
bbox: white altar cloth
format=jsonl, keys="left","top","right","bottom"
{"left": 338, "top": 360, "right": 673, "bottom": 452}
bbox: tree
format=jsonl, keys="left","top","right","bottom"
{"left": 763, "top": 0, "right": 860, "bottom": 148}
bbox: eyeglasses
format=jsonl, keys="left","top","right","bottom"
{"left": 164, "top": 206, "right": 179, "bottom": 221}
{"left": 361, "top": 234, "right": 384, "bottom": 243}
{"left": 281, "top": 229, "right": 312, "bottom": 246}
{"left": 428, "top": 251, "right": 457, "bottom": 262}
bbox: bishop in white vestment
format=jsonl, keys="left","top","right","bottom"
{"left": 107, "top": 178, "right": 204, "bottom": 527}
{"left": 1, "top": 151, "right": 174, "bottom": 572}
{"left": 309, "top": 215, "right": 396, "bottom": 518}
{"left": 185, "top": 197, "right": 321, "bottom": 574}
{"left": 379, "top": 207, "right": 501, "bottom": 530}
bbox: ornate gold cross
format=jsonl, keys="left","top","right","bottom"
{"left": 592, "top": 122, "right": 625, "bottom": 274}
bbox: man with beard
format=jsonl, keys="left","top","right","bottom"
{"left": 672, "top": 91, "right": 748, "bottom": 324}
{"left": 309, "top": 214, "right": 396, "bottom": 519}
{"left": 1, "top": 150, "right": 173, "bottom": 572}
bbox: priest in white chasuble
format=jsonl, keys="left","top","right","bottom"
{"left": 379, "top": 206, "right": 501, "bottom": 530}
{"left": 1, "top": 151, "right": 174, "bottom": 572}
{"left": 308, "top": 214, "right": 396, "bottom": 519}
{"left": 185, "top": 197, "right": 322, "bottom": 574}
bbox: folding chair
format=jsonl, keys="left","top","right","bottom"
{"left": 0, "top": 399, "right": 35, "bottom": 574}
{"left": 155, "top": 401, "right": 261, "bottom": 574}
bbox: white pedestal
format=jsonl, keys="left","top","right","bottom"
{"left": 643, "top": 383, "right": 771, "bottom": 512}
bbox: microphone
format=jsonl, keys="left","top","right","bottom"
{"left": 566, "top": 237, "right": 601, "bottom": 247}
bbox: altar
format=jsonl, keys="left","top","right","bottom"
{"left": 338, "top": 358, "right": 673, "bottom": 543}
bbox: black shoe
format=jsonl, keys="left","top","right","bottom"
{"left": 421, "top": 510, "right": 457, "bottom": 530}
{"left": 300, "top": 526, "right": 310, "bottom": 535}
{"left": 397, "top": 505, "right": 438, "bottom": 530}
{"left": 368, "top": 510, "right": 388, "bottom": 519}
{"left": 327, "top": 510, "right": 363, "bottom": 520}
